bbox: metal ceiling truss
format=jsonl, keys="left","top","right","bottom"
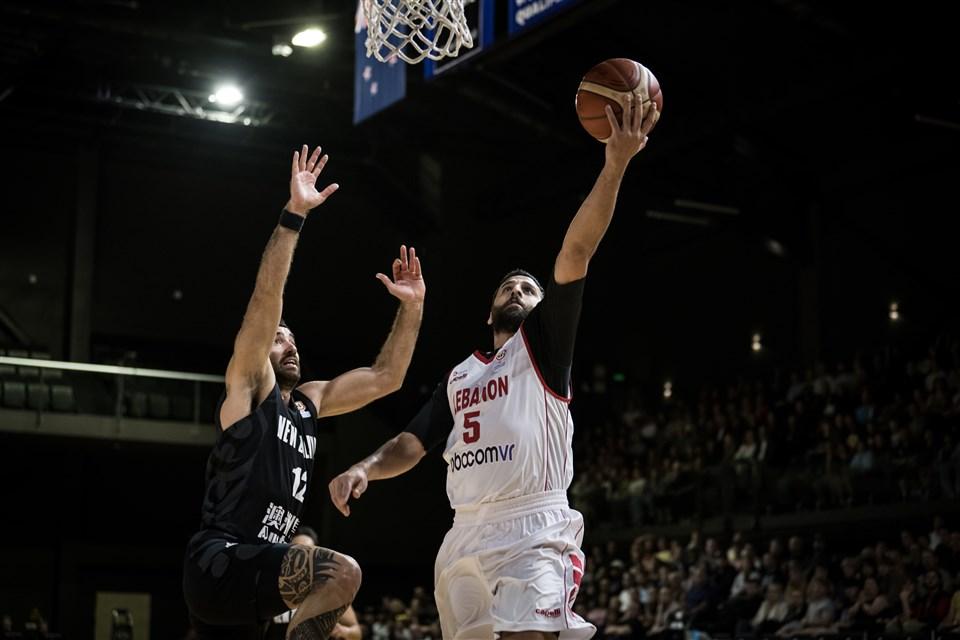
{"left": 95, "top": 83, "right": 276, "bottom": 127}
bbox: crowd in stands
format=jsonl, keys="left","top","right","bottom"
{"left": 569, "top": 522, "right": 960, "bottom": 639}
{"left": 355, "top": 587, "right": 441, "bottom": 640}
{"left": 570, "top": 335, "right": 960, "bottom": 526}
{"left": 345, "top": 521, "right": 960, "bottom": 639}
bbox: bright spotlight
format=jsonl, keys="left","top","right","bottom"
{"left": 751, "top": 333, "right": 763, "bottom": 352}
{"left": 889, "top": 302, "right": 900, "bottom": 322}
{"left": 209, "top": 85, "right": 243, "bottom": 107}
{"left": 292, "top": 28, "right": 327, "bottom": 48}
{"left": 663, "top": 381, "right": 673, "bottom": 399}
{"left": 272, "top": 43, "right": 294, "bottom": 57}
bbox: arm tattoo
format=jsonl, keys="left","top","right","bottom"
{"left": 279, "top": 546, "right": 339, "bottom": 605}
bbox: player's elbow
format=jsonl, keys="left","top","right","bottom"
{"left": 555, "top": 246, "right": 591, "bottom": 283}
{"left": 385, "top": 375, "right": 405, "bottom": 394}
{"left": 398, "top": 433, "right": 427, "bottom": 462}
{"left": 373, "top": 368, "right": 405, "bottom": 396}
{"left": 559, "top": 243, "right": 593, "bottom": 265}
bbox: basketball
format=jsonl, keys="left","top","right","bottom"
{"left": 576, "top": 58, "right": 663, "bottom": 142}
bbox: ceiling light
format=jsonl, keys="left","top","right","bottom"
{"left": 292, "top": 28, "right": 327, "bottom": 48}
{"left": 765, "top": 238, "right": 785, "bottom": 257}
{"left": 208, "top": 85, "right": 243, "bottom": 107}
{"left": 272, "top": 43, "right": 294, "bottom": 57}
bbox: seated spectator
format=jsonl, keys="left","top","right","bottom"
{"left": 729, "top": 545, "right": 759, "bottom": 598}
{"left": 685, "top": 564, "right": 716, "bottom": 629}
{"left": 843, "top": 576, "right": 891, "bottom": 633}
{"left": 724, "top": 571, "right": 764, "bottom": 634}
{"left": 606, "top": 600, "right": 642, "bottom": 638}
{"left": 776, "top": 585, "right": 808, "bottom": 634}
{"left": 850, "top": 439, "right": 876, "bottom": 474}
{"left": 938, "top": 586, "right": 960, "bottom": 632}
{"left": 752, "top": 581, "right": 789, "bottom": 634}
{"left": 649, "top": 586, "right": 683, "bottom": 637}
{"left": 887, "top": 571, "right": 951, "bottom": 635}
{"left": 777, "top": 577, "right": 835, "bottom": 636}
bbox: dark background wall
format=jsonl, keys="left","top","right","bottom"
{"left": 0, "top": 0, "right": 957, "bottom": 637}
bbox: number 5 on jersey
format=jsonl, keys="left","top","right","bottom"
{"left": 463, "top": 410, "right": 480, "bottom": 444}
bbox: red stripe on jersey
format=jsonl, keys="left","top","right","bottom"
{"left": 570, "top": 552, "right": 584, "bottom": 574}
{"left": 543, "top": 390, "right": 550, "bottom": 491}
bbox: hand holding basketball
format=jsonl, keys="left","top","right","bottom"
{"left": 576, "top": 58, "right": 663, "bottom": 143}
{"left": 605, "top": 96, "right": 659, "bottom": 167}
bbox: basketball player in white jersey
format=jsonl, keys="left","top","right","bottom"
{"left": 329, "top": 98, "right": 658, "bottom": 639}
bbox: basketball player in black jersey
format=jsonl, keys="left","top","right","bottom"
{"left": 183, "top": 145, "right": 425, "bottom": 640}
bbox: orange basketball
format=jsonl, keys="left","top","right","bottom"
{"left": 576, "top": 58, "right": 663, "bottom": 142}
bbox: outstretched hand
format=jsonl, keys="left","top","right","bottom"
{"left": 287, "top": 144, "right": 340, "bottom": 215}
{"left": 376, "top": 245, "right": 425, "bottom": 305}
{"left": 328, "top": 467, "right": 369, "bottom": 517}
{"left": 604, "top": 96, "right": 660, "bottom": 168}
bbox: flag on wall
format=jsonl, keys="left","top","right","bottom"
{"left": 354, "top": 1, "right": 406, "bottom": 124}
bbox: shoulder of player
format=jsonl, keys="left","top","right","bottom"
{"left": 219, "top": 379, "right": 282, "bottom": 431}
{"left": 291, "top": 383, "right": 321, "bottom": 418}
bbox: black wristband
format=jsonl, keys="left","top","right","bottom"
{"left": 279, "top": 209, "right": 306, "bottom": 233}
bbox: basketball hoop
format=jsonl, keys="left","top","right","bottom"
{"left": 362, "top": 0, "right": 473, "bottom": 64}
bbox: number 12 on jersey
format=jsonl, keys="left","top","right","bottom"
{"left": 291, "top": 467, "right": 308, "bottom": 502}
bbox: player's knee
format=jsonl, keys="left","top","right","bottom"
{"left": 338, "top": 552, "right": 362, "bottom": 600}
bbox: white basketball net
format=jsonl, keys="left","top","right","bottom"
{"left": 362, "top": 0, "right": 473, "bottom": 64}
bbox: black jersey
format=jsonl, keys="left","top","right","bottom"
{"left": 195, "top": 384, "right": 319, "bottom": 544}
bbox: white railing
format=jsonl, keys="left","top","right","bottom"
{"left": 0, "top": 355, "right": 225, "bottom": 444}
{"left": 0, "top": 356, "right": 224, "bottom": 382}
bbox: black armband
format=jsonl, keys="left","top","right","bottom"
{"left": 279, "top": 209, "right": 306, "bottom": 233}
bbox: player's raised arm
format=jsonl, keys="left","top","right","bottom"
{"left": 220, "top": 145, "right": 339, "bottom": 428}
{"left": 297, "top": 246, "right": 424, "bottom": 418}
{"left": 553, "top": 98, "right": 658, "bottom": 285}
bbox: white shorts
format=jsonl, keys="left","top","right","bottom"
{"left": 434, "top": 491, "right": 596, "bottom": 640}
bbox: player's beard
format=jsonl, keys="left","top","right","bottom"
{"left": 274, "top": 361, "right": 301, "bottom": 391}
{"left": 490, "top": 302, "right": 529, "bottom": 335}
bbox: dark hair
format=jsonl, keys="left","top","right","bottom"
{"left": 293, "top": 525, "right": 318, "bottom": 545}
{"left": 278, "top": 318, "right": 289, "bottom": 329}
{"left": 494, "top": 269, "right": 544, "bottom": 297}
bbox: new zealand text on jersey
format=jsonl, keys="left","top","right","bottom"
{"left": 277, "top": 415, "right": 316, "bottom": 459}
{"left": 454, "top": 375, "right": 509, "bottom": 413}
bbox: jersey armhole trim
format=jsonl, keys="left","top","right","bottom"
{"left": 519, "top": 326, "right": 572, "bottom": 404}
{"left": 218, "top": 383, "right": 280, "bottom": 433}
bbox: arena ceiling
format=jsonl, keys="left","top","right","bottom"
{"left": 0, "top": 0, "right": 956, "bottom": 385}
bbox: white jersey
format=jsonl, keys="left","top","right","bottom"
{"left": 442, "top": 327, "right": 574, "bottom": 510}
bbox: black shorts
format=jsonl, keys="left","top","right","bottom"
{"left": 183, "top": 532, "right": 290, "bottom": 639}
